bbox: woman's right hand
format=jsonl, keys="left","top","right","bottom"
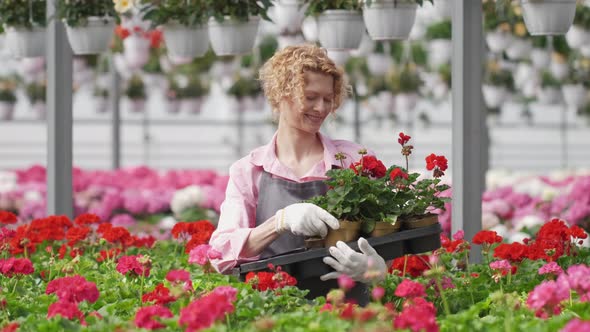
{"left": 274, "top": 203, "right": 339, "bottom": 237}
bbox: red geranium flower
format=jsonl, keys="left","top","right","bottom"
{"left": 425, "top": 153, "right": 448, "bottom": 178}
{"left": 398, "top": 132, "right": 411, "bottom": 146}
{"left": 74, "top": 213, "right": 101, "bottom": 226}
{"left": 389, "top": 255, "right": 430, "bottom": 278}
{"left": 390, "top": 167, "right": 409, "bottom": 181}
{"left": 472, "top": 230, "right": 503, "bottom": 245}
{"left": 135, "top": 305, "right": 173, "bottom": 330}
{"left": 350, "top": 155, "right": 387, "bottom": 179}
{"left": 0, "top": 211, "right": 18, "bottom": 224}
{"left": 142, "top": 283, "right": 176, "bottom": 305}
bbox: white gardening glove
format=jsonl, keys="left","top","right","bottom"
{"left": 320, "top": 237, "right": 387, "bottom": 283}
{"left": 275, "top": 203, "right": 340, "bottom": 237}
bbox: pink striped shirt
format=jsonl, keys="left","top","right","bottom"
{"left": 209, "top": 132, "right": 369, "bottom": 273}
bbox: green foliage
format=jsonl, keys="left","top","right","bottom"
{"left": 140, "top": 0, "right": 208, "bottom": 27}
{"left": 206, "top": 0, "right": 274, "bottom": 22}
{"left": 305, "top": 0, "right": 362, "bottom": 16}
{"left": 574, "top": 4, "right": 590, "bottom": 30}
{"left": 56, "top": 0, "right": 119, "bottom": 27}
{"left": 540, "top": 71, "right": 561, "bottom": 88}
{"left": 227, "top": 76, "right": 262, "bottom": 98}
{"left": 124, "top": 75, "right": 146, "bottom": 100}
{"left": 363, "top": 0, "right": 433, "bottom": 9}
{"left": 484, "top": 62, "right": 514, "bottom": 90}
{"left": 142, "top": 49, "right": 163, "bottom": 74}
{"left": 25, "top": 81, "right": 46, "bottom": 103}
{"left": 387, "top": 63, "right": 422, "bottom": 93}
{"left": 425, "top": 20, "right": 452, "bottom": 40}
{"left": 93, "top": 86, "right": 108, "bottom": 98}
{"left": 0, "top": 79, "right": 17, "bottom": 103}
{"left": 0, "top": 0, "right": 47, "bottom": 28}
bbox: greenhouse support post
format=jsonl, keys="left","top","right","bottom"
{"left": 452, "top": 0, "right": 483, "bottom": 263}
{"left": 110, "top": 53, "right": 121, "bottom": 170}
{"left": 46, "top": 0, "right": 73, "bottom": 217}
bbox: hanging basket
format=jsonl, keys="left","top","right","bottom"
{"left": 163, "top": 22, "right": 209, "bottom": 59}
{"left": 521, "top": 0, "right": 577, "bottom": 36}
{"left": 482, "top": 85, "right": 508, "bottom": 109}
{"left": 485, "top": 30, "right": 513, "bottom": 54}
{"left": 123, "top": 34, "right": 151, "bottom": 70}
{"left": 180, "top": 97, "right": 204, "bottom": 114}
{"left": 363, "top": 1, "right": 417, "bottom": 41}
{"left": 274, "top": 0, "right": 308, "bottom": 34}
{"left": 530, "top": 48, "right": 550, "bottom": 69}
{"left": 65, "top": 17, "right": 115, "bottom": 55}
{"left": 208, "top": 16, "right": 260, "bottom": 56}
{"left": 427, "top": 39, "right": 452, "bottom": 67}
{"left": 0, "top": 102, "right": 16, "bottom": 121}
{"left": 165, "top": 99, "right": 180, "bottom": 114}
{"left": 94, "top": 97, "right": 108, "bottom": 114}
{"left": 4, "top": 26, "right": 45, "bottom": 58}
{"left": 561, "top": 84, "right": 587, "bottom": 109}
{"left": 433, "top": 0, "right": 452, "bottom": 19}
{"left": 318, "top": 10, "right": 364, "bottom": 50}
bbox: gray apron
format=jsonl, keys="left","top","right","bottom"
{"left": 255, "top": 170, "right": 369, "bottom": 305}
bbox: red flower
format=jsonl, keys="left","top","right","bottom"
{"left": 569, "top": 225, "right": 588, "bottom": 239}
{"left": 147, "top": 30, "right": 163, "bottom": 49}
{"left": 350, "top": 155, "right": 387, "bottom": 178}
{"left": 117, "top": 255, "right": 151, "bottom": 277}
{"left": 132, "top": 235, "right": 157, "bottom": 248}
{"left": 99, "top": 225, "right": 134, "bottom": 248}
{"left": 389, "top": 255, "right": 430, "bottom": 278}
{"left": 115, "top": 25, "right": 130, "bottom": 39}
{"left": 0, "top": 211, "right": 17, "bottom": 224}
{"left": 394, "top": 279, "right": 426, "bottom": 298}
{"left": 493, "top": 242, "right": 528, "bottom": 263}
{"left": 398, "top": 132, "right": 411, "bottom": 146}
{"left": 472, "top": 230, "right": 503, "bottom": 245}
{"left": 65, "top": 226, "right": 91, "bottom": 246}
{"left": 73, "top": 213, "right": 101, "bottom": 226}
{"left": 96, "top": 248, "right": 122, "bottom": 262}
{"left": 245, "top": 269, "right": 297, "bottom": 291}
{"left": 179, "top": 286, "right": 237, "bottom": 332}
{"left": 142, "top": 283, "right": 176, "bottom": 305}
{"left": 134, "top": 305, "right": 173, "bottom": 330}
{"left": 47, "top": 300, "right": 85, "bottom": 324}
{"left": 0, "top": 258, "right": 34, "bottom": 277}
{"left": 425, "top": 153, "right": 448, "bottom": 177}
{"left": 1, "top": 322, "right": 19, "bottom": 332}
{"left": 46, "top": 275, "right": 99, "bottom": 304}
{"left": 440, "top": 234, "right": 470, "bottom": 253}
{"left": 390, "top": 167, "right": 409, "bottom": 182}
{"left": 166, "top": 269, "right": 190, "bottom": 283}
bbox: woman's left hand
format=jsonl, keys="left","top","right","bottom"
{"left": 320, "top": 237, "right": 387, "bottom": 283}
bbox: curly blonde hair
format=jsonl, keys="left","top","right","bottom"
{"left": 258, "top": 44, "right": 349, "bottom": 113}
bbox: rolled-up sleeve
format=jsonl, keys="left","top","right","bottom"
{"left": 209, "top": 162, "right": 261, "bottom": 273}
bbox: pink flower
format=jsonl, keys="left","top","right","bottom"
{"left": 489, "top": 259, "right": 512, "bottom": 272}
{"left": 188, "top": 244, "right": 221, "bottom": 266}
{"left": 372, "top": 287, "right": 385, "bottom": 301}
{"left": 452, "top": 230, "right": 464, "bottom": 240}
{"left": 46, "top": 275, "right": 99, "bottom": 304}
{"left": 394, "top": 298, "right": 439, "bottom": 332}
{"left": 179, "top": 286, "right": 237, "bottom": 332}
{"left": 0, "top": 258, "right": 34, "bottom": 277}
{"left": 134, "top": 305, "right": 173, "bottom": 330}
{"left": 526, "top": 280, "right": 570, "bottom": 319}
{"left": 560, "top": 265, "right": 590, "bottom": 301}
{"left": 337, "top": 275, "right": 355, "bottom": 292}
{"left": 117, "top": 255, "right": 151, "bottom": 277}
{"left": 47, "top": 301, "right": 85, "bottom": 324}
{"left": 166, "top": 269, "right": 190, "bottom": 283}
{"left": 561, "top": 318, "right": 590, "bottom": 332}
{"left": 539, "top": 262, "right": 563, "bottom": 277}
{"left": 394, "top": 279, "right": 426, "bottom": 299}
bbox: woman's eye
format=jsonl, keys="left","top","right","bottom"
{"left": 306, "top": 96, "right": 316, "bottom": 101}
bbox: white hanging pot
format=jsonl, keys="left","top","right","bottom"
{"left": 5, "top": 26, "right": 46, "bottom": 58}
{"left": 165, "top": 99, "right": 180, "bottom": 114}
{"left": 433, "top": 0, "right": 452, "bottom": 19}
{"left": 0, "top": 102, "right": 15, "bottom": 121}
{"left": 326, "top": 49, "right": 350, "bottom": 66}
{"left": 536, "top": 87, "right": 561, "bottom": 104}
{"left": 65, "top": 17, "right": 115, "bottom": 55}
{"left": 565, "top": 25, "right": 590, "bottom": 49}
{"left": 318, "top": 10, "right": 364, "bottom": 50}
{"left": 124, "top": 98, "right": 146, "bottom": 113}
{"left": 530, "top": 48, "right": 550, "bottom": 69}
{"left": 274, "top": 0, "right": 308, "bottom": 34}
{"left": 123, "top": 34, "right": 150, "bottom": 70}
{"left": 94, "top": 97, "right": 108, "bottom": 114}
{"left": 366, "top": 53, "right": 391, "bottom": 76}
{"left": 301, "top": 16, "right": 319, "bottom": 42}
{"left": 581, "top": 44, "right": 590, "bottom": 57}
{"left": 485, "top": 30, "right": 513, "bottom": 53}
{"left": 395, "top": 93, "right": 418, "bottom": 112}
{"left": 550, "top": 61, "right": 569, "bottom": 80}
{"left": 432, "top": 81, "right": 449, "bottom": 101}
{"left": 505, "top": 38, "right": 532, "bottom": 60}
{"left": 482, "top": 85, "right": 508, "bottom": 109}
{"left": 521, "top": 0, "right": 577, "bottom": 36}
{"left": 514, "top": 63, "right": 536, "bottom": 89}
{"left": 522, "top": 79, "right": 540, "bottom": 98}
{"left": 163, "top": 22, "right": 209, "bottom": 59}
{"left": 277, "top": 34, "right": 306, "bottom": 49}
{"left": 362, "top": 1, "right": 417, "bottom": 41}
{"left": 562, "top": 84, "right": 587, "bottom": 108}
{"left": 427, "top": 39, "right": 452, "bottom": 67}
{"left": 208, "top": 16, "right": 260, "bottom": 56}
{"left": 180, "top": 97, "right": 204, "bottom": 114}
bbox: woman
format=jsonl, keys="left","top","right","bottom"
{"left": 209, "top": 44, "right": 387, "bottom": 301}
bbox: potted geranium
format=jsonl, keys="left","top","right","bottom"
{"left": 227, "top": 75, "right": 264, "bottom": 111}
{"left": 0, "top": 0, "right": 46, "bottom": 58}
{"left": 206, "top": 0, "right": 273, "bottom": 56}
{"left": 274, "top": 0, "right": 308, "bottom": 35}
{"left": 123, "top": 75, "right": 146, "bottom": 113}
{"left": 56, "top": 0, "right": 118, "bottom": 55}
{"left": 537, "top": 70, "right": 561, "bottom": 105}
{"left": 177, "top": 75, "right": 210, "bottom": 114}
{"left": 482, "top": 60, "right": 514, "bottom": 110}
{"left": 305, "top": 0, "right": 364, "bottom": 50}
{"left": 425, "top": 20, "right": 452, "bottom": 68}
{"left": 0, "top": 79, "right": 17, "bottom": 121}
{"left": 562, "top": 58, "right": 590, "bottom": 109}
{"left": 25, "top": 81, "right": 46, "bottom": 120}
{"left": 388, "top": 63, "right": 422, "bottom": 112}
{"left": 362, "top": 0, "right": 433, "bottom": 41}
{"left": 566, "top": 5, "right": 590, "bottom": 49}
{"left": 140, "top": 0, "right": 209, "bottom": 59}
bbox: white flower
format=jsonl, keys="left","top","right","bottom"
{"left": 158, "top": 216, "right": 178, "bottom": 230}
{"left": 508, "top": 231, "right": 530, "bottom": 244}
{"left": 490, "top": 224, "right": 509, "bottom": 239}
{"left": 541, "top": 187, "right": 559, "bottom": 201}
{"left": 482, "top": 212, "right": 500, "bottom": 229}
{"left": 170, "top": 185, "right": 204, "bottom": 216}
{"left": 114, "top": 0, "right": 136, "bottom": 14}
{"left": 0, "top": 171, "right": 17, "bottom": 193}
{"left": 514, "top": 215, "right": 544, "bottom": 232}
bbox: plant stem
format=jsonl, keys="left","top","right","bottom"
{"left": 435, "top": 278, "right": 451, "bottom": 316}
{"left": 139, "top": 274, "right": 145, "bottom": 303}
{"left": 402, "top": 255, "right": 408, "bottom": 278}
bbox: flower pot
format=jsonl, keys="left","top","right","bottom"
{"left": 277, "top": 34, "right": 306, "bottom": 50}
{"left": 304, "top": 237, "right": 325, "bottom": 249}
{"left": 550, "top": 61, "right": 569, "bottom": 81}
{"left": 318, "top": 10, "right": 364, "bottom": 50}
{"left": 238, "top": 96, "right": 264, "bottom": 112}
{"left": 326, "top": 49, "right": 350, "bottom": 66}
{"left": 562, "top": 84, "right": 587, "bottom": 109}
{"left": 401, "top": 214, "right": 439, "bottom": 230}
{"left": 433, "top": 0, "right": 452, "bottom": 19}
{"left": 125, "top": 98, "right": 146, "bottom": 113}
{"left": 565, "top": 25, "right": 590, "bottom": 49}
{"left": 482, "top": 85, "right": 508, "bottom": 109}
{"left": 274, "top": 0, "right": 308, "bottom": 34}
{"left": 505, "top": 38, "right": 532, "bottom": 60}
{"left": 65, "top": 17, "right": 115, "bottom": 55}
{"left": 301, "top": 16, "right": 319, "bottom": 42}
{"left": 162, "top": 22, "right": 209, "bottom": 59}
{"left": 208, "top": 16, "right": 260, "bottom": 56}
{"left": 180, "top": 98, "right": 204, "bottom": 114}
{"left": 123, "top": 34, "right": 150, "bottom": 70}
{"left": 369, "top": 220, "right": 401, "bottom": 237}
{"left": 325, "top": 220, "right": 361, "bottom": 247}
{"left": 0, "top": 102, "right": 15, "bottom": 121}
{"left": 165, "top": 99, "right": 180, "bottom": 114}
{"left": 94, "top": 97, "right": 108, "bottom": 114}
{"left": 486, "top": 30, "right": 513, "bottom": 53}
{"left": 427, "top": 39, "right": 452, "bottom": 67}
{"left": 32, "top": 102, "right": 46, "bottom": 120}
{"left": 530, "top": 48, "right": 550, "bottom": 69}
{"left": 5, "top": 26, "right": 45, "bottom": 58}
{"left": 521, "top": 0, "right": 576, "bottom": 36}
{"left": 363, "top": 1, "right": 417, "bottom": 41}
{"left": 536, "top": 87, "right": 561, "bottom": 105}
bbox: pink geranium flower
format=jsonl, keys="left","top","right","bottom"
{"left": 0, "top": 258, "right": 34, "bottom": 277}
{"left": 46, "top": 275, "right": 99, "bottom": 304}
{"left": 538, "top": 262, "right": 563, "bottom": 277}
{"left": 188, "top": 244, "right": 222, "bottom": 266}
{"left": 117, "top": 255, "right": 151, "bottom": 277}
{"left": 337, "top": 275, "right": 355, "bottom": 292}
{"left": 47, "top": 300, "right": 85, "bottom": 324}
{"left": 526, "top": 280, "right": 570, "bottom": 319}
{"left": 179, "top": 286, "right": 237, "bottom": 332}
{"left": 394, "top": 279, "right": 426, "bottom": 299}
{"left": 135, "top": 305, "right": 173, "bottom": 330}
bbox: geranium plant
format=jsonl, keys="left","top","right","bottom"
{"left": 206, "top": 0, "right": 274, "bottom": 22}
{"left": 305, "top": 0, "right": 363, "bottom": 16}
{"left": 0, "top": 79, "right": 17, "bottom": 104}
{"left": 0, "top": 0, "right": 47, "bottom": 28}
{"left": 227, "top": 75, "right": 262, "bottom": 99}
{"left": 140, "top": 0, "right": 209, "bottom": 27}
{"left": 124, "top": 75, "right": 146, "bottom": 100}
{"left": 55, "top": 0, "right": 119, "bottom": 27}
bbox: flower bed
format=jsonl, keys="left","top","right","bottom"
{"left": 1, "top": 210, "right": 590, "bottom": 331}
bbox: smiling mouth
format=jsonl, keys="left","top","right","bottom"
{"left": 305, "top": 114, "right": 324, "bottom": 122}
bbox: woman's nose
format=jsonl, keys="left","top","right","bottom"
{"left": 313, "top": 99, "right": 330, "bottom": 113}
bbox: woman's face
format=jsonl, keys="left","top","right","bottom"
{"left": 279, "top": 71, "right": 334, "bottom": 134}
